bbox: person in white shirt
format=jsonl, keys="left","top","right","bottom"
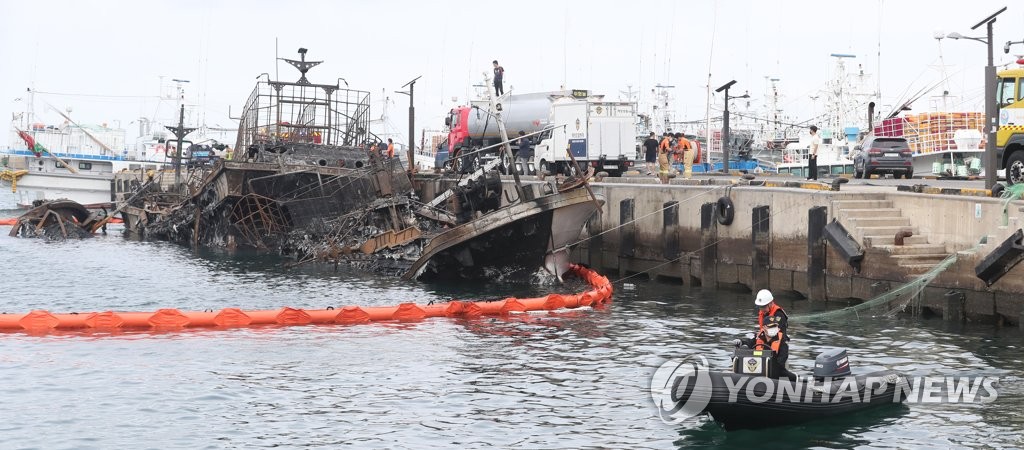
{"left": 807, "top": 125, "right": 821, "bottom": 180}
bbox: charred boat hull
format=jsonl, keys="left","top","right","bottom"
{"left": 406, "top": 187, "right": 602, "bottom": 281}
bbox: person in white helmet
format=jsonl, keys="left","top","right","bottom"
{"left": 734, "top": 289, "right": 795, "bottom": 380}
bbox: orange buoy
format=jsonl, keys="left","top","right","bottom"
{"left": 0, "top": 264, "right": 613, "bottom": 334}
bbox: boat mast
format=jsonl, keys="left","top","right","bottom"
{"left": 482, "top": 71, "right": 524, "bottom": 201}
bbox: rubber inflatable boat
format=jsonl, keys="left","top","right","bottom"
{"left": 672, "top": 348, "right": 908, "bottom": 430}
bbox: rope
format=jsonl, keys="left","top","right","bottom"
{"left": 605, "top": 188, "right": 805, "bottom": 285}
{"left": 0, "top": 170, "right": 29, "bottom": 192}
{"left": 569, "top": 184, "right": 732, "bottom": 251}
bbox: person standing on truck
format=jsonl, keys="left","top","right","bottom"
{"left": 642, "top": 132, "right": 659, "bottom": 175}
{"left": 493, "top": 60, "right": 505, "bottom": 97}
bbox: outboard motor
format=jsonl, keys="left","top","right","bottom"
{"left": 813, "top": 348, "right": 852, "bottom": 379}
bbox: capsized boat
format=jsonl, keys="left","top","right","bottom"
{"left": 671, "top": 348, "right": 907, "bottom": 430}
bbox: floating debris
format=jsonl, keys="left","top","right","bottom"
{"left": 8, "top": 200, "right": 110, "bottom": 240}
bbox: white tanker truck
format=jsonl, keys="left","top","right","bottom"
{"left": 443, "top": 90, "right": 636, "bottom": 176}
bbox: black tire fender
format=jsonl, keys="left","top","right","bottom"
{"left": 716, "top": 196, "right": 735, "bottom": 226}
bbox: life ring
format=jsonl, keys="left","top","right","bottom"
{"left": 783, "top": 153, "right": 794, "bottom": 163}
{"left": 693, "top": 143, "right": 702, "bottom": 164}
{"left": 154, "top": 143, "right": 166, "bottom": 154}
{"left": 716, "top": 196, "right": 735, "bottom": 226}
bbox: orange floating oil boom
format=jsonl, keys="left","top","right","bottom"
{"left": 0, "top": 264, "right": 612, "bottom": 334}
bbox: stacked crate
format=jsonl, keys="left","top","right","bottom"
{"left": 873, "top": 112, "right": 983, "bottom": 153}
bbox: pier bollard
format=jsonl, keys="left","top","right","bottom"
{"left": 663, "top": 201, "right": 680, "bottom": 262}
{"left": 807, "top": 206, "right": 828, "bottom": 301}
{"left": 701, "top": 202, "right": 718, "bottom": 289}
{"left": 752, "top": 205, "right": 771, "bottom": 293}
{"left": 618, "top": 198, "right": 636, "bottom": 277}
{"left": 943, "top": 290, "right": 965, "bottom": 323}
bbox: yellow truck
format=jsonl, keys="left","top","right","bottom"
{"left": 997, "top": 67, "right": 1024, "bottom": 184}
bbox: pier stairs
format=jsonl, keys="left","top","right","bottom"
{"left": 833, "top": 194, "right": 952, "bottom": 275}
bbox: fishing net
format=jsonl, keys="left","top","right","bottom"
{"left": 1000, "top": 183, "right": 1024, "bottom": 209}
{"left": 791, "top": 239, "right": 983, "bottom": 323}
{"left": 792, "top": 184, "right": 1024, "bottom": 323}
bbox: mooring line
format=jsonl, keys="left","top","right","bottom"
{"left": 607, "top": 195, "right": 804, "bottom": 285}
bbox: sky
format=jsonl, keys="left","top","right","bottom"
{"left": 2, "top": 0, "right": 1023, "bottom": 149}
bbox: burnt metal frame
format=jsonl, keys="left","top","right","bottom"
{"left": 235, "top": 50, "right": 373, "bottom": 152}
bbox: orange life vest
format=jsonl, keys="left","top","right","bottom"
{"left": 757, "top": 303, "right": 784, "bottom": 328}
{"left": 678, "top": 137, "right": 691, "bottom": 151}
{"left": 754, "top": 330, "right": 785, "bottom": 353}
{"left": 387, "top": 143, "right": 395, "bottom": 158}
{"left": 674, "top": 138, "right": 691, "bottom": 163}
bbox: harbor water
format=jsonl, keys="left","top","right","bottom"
{"left": 1, "top": 190, "right": 1022, "bottom": 449}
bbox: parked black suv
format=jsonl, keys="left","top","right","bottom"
{"left": 853, "top": 136, "right": 913, "bottom": 179}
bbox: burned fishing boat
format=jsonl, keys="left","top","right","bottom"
{"left": 8, "top": 199, "right": 113, "bottom": 239}
{"left": 113, "top": 49, "right": 602, "bottom": 281}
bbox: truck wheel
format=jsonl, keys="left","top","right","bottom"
{"left": 564, "top": 162, "right": 579, "bottom": 177}
{"left": 539, "top": 160, "right": 551, "bottom": 176}
{"left": 1007, "top": 151, "right": 1024, "bottom": 185}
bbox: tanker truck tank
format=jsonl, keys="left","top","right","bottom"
{"left": 464, "top": 92, "right": 554, "bottom": 139}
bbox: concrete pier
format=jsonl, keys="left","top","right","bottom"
{"left": 413, "top": 173, "right": 1024, "bottom": 325}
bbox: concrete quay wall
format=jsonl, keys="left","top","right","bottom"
{"left": 412, "top": 173, "right": 1024, "bottom": 325}
{"left": 572, "top": 178, "right": 1024, "bottom": 325}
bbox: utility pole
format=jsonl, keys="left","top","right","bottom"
{"left": 948, "top": 7, "right": 1006, "bottom": 189}
{"left": 971, "top": 8, "right": 1006, "bottom": 190}
{"left": 715, "top": 80, "right": 748, "bottom": 173}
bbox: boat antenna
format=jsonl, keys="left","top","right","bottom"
{"left": 280, "top": 47, "right": 322, "bottom": 85}
{"left": 877, "top": 0, "right": 883, "bottom": 101}
{"left": 704, "top": 2, "right": 718, "bottom": 153}
{"left": 563, "top": 4, "right": 568, "bottom": 88}
{"left": 46, "top": 102, "right": 113, "bottom": 156}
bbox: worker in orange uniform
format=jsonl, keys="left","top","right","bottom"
{"left": 676, "top": 133, "right": 693, "bottom": 179}
{"left": 387, "top": 138, "right": 395, "bottom": 159}
{"left": 734, "top": 289, "right": 796, "bottom": 381}
{"left": 658, "top": 132, "right": 672, "bottom": 184}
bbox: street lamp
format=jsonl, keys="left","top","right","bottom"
{"left": 715, "top": 80, "right": 748, "bottom": 173}
{"left": 948, "top": 6, "right": 1006, "bottom": 190}
{"left": 396, "top": 75, "right": 422, "bottom": 173}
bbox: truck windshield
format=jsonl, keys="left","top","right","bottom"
{"left": 998, "top": 77, "right": 1018, "bottom": 107}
